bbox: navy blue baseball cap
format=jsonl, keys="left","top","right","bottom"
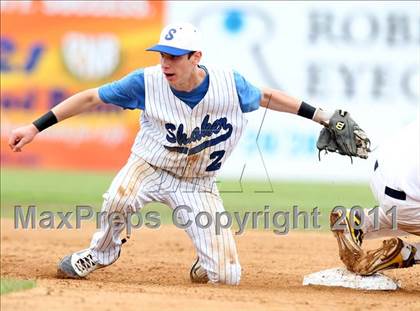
{"left": 146, "top": 22, "right": 202, "bottom": 56}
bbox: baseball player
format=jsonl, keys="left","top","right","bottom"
{"left": 9, "top": 22, "right": 370, "bottom": 285}
{"left": 331, "top": 118, "right": 420, "bottom": 275}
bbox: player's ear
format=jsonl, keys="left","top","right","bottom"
{"left": 191, "top": 51, "right": 202, "bottom": 65}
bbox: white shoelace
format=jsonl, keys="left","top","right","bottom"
{"left": 74, "top": 254, "right": 97, "bottom": 273}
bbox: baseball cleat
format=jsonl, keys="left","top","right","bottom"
{"left": 190, "top": 257, "right": 209, "bottom": 284}
{"left": 330, "top": 209, "right": 364, "bottom": 247}
{"left": 353, "top": 238, "right": 417, "bottom": 276}
{"left": 348, "top": 210, "right": 363, "bottom": 247}
{"left": 57, "top": 249, "right": 104, "bottom": 279}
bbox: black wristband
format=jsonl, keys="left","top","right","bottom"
{"left": 32, "top": 111, "right": 58, "bottom": 132}
{"left": 297, "top": 101, "right": 316, "bottom": 120}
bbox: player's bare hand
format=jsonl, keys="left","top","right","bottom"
{"left": 9, "top": 124, "right": 39, "bottom": 152}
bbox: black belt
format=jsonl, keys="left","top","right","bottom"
{"left": 385, "top": 186, "right": 406, "bottom": 200}
{"left": 375, "top": 161, "right": 406, "bottom": 200}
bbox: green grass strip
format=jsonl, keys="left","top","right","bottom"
{"left": 1, "top": 168, "right": 377, "bottom": 230}
{"left": 1, "top": 278, "right": 36, "bottom": 295}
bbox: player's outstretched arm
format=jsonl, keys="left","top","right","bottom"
{"left": 9, "top": 88, "right": 104, "bottom": 152}
{"left": 260, "top": 87, "right": 332, "bottom": 124}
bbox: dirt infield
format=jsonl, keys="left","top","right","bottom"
{"left": 1, "top": 219, "right": 419, "bottom": 311}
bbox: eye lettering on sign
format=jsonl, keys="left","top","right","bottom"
{"left": 165, "top": 28, "right": 177, "bottom": 40}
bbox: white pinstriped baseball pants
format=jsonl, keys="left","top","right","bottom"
{"left": 361, "top": 163, "right": 420, "bottom": 239}
{"left": 361, "top": 166, "right": 420, "bottom": 262}
{"left": 89, "top": 153, "right": 241, "bottom": 285}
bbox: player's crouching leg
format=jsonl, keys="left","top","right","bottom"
{"left": 191, "top": 257, "right": 241, "bottom": 285}
{"left": 214, "top": 260, "right": 242, "bottom": 285}
{"left": 57, "top": 192, "right": 132, "bottom": 279}
{"left": 89, "top": 191, "right": 136, "bottom": 265}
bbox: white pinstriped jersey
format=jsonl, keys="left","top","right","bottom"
{"left": 374, "top": 119, "right": 420, "bottom": 201}
{"left": 132, "top": 65, "right": 247, "bottom": 178}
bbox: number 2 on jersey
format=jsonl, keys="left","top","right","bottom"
{"left": 205, "top": 150, "right": 226, "bottom": 172}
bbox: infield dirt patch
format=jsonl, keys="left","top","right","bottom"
{"left": 1, "top": 219, "right": 419, "bottom": 311}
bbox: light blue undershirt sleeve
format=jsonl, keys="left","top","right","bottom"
{"left": 98, "top": 69, "right": 145, "bottom": 110}
{"left": 233, "top": 71, "right": 261, "bottom": 113}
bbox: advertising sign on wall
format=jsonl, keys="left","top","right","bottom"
{"left": 1, "top": 1, "right": 163, "bottom": 170}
